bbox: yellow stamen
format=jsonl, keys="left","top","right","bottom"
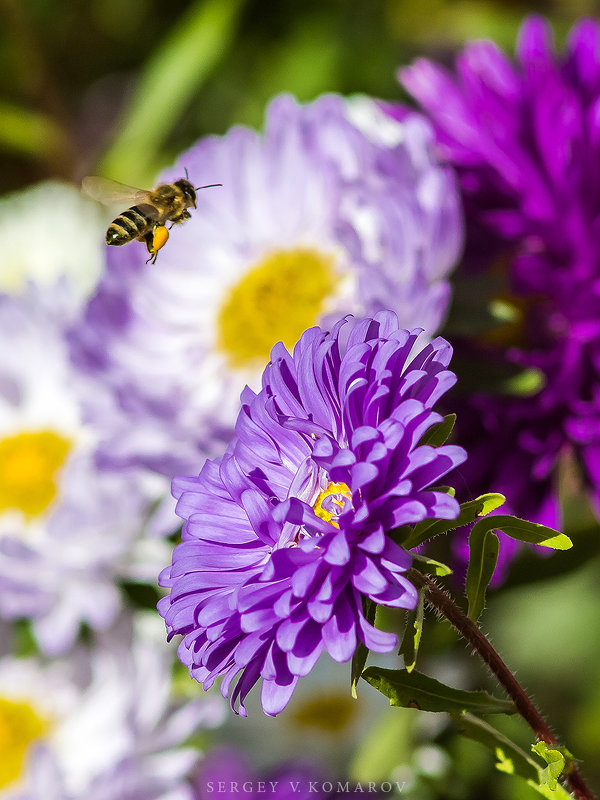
{"left": 0, "top": 430, "right": 71, "bottom": 517}
{"left": 312, "top": 481, "right": 352, "bottom": 528}
{"left": 217, "top": 247, "right": 337, "bottom": 368}
{"left": 0, "top": 696, "right": 50, "bottom": 789}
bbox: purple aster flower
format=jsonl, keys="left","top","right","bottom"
{"left": 72, "top": 93, "right": 463, "bottom": 477}
{"left": 399, "top": 17, "right": 600, "bottom": 534}
{"left": 193, "top": 747, "right": 326, "bottom": 800}
{"left": 193, "top": 747, "right": 388, "bottom": 799}
{"left": 158, "top": 312, "right": 466, "bottom": 716}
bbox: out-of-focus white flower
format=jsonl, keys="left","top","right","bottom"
{"left": 0, "top": 614, "right": 225, "bottom": 800}
{"left": 0, "top": 182, "right": 106, "bottom": 305}
{"left": 0, "top": 289, "right": 169, "bottom": 656}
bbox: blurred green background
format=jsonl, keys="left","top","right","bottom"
{"left": 1, "top": 0, "right": 599, "bottom": 797}
{"left": 1, "top": 0, "right": 598, "bottom": 190}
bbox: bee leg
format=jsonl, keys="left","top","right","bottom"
{"left": 168, "top": 210, "right": 192, "bottom": 229}
{"left": 143, "top": 225, "right": 169, "bottom": 264}
{"left": 141, "top": 232, "right": 153, "bottom": 251}
{"left": 141, "top": 231, "right": 156, "bottom": 263}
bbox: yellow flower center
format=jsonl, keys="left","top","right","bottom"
{"left": 0, "top": 696, "right": 50, "bottom": 789}
{"left": 312, "top": 481, "right": 352, "bottom": 527}
{"left": 289, "top": 690, "right": 357, "bottom": 733}
{"left": 217, "top": 247, "right": 337, "bottom": 368}
{"left": 0, "top": 430, "right": 71, "bottom": 517}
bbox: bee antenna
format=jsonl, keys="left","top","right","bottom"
{"left": 184, "top": 167, "right": 190, "bottom": 181}
{"left": 195, "top": 183, "right": 223, "bottom": 190}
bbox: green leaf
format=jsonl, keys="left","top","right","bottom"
{"left": 531, "top": 743, "right": 566, "bottom": 791}
{"left": 99, "top": 0, "right": 245, "bottom": 184}
{"left": 472, "top": 515, "right": 572, "bottom": 551}
{"left": 13, "top": 619, "right": 39, "bottom": 658}
{"left": 489, "top": 298, "right": 521, "bottom": 324}
{"left": 501, "top": 368, "right": 545, "bottom": 397}
{"left": 525, "top": 781, "right": 573, "bottom": 800}
{"left": 400, "top": 493, "right": 505, "bottom": 550}
{"left": 451, "top": 712, "right": 540, "bottom": 783}
{"left": 399, "top": 589, "right": 425, "bottom": 673}
{"left": 419, "top": 413, "right": 456, "bottom": 447}
{"left": 349, "top": 709, "right": 416, "bottom": 782}
{"left": 362, "top": 667, "right": 516, "bottom": 715}
{"left": 466, "top": 527, "right": 499, "bottom": 622}
{"left": 452, "top": 714, "right": 573, "bottom": 800}
{"left": 120, "top": 580, "right": 162, "bottom": 610}
{"left": 501, "top": 517, "right": 600, "bottom": 589}
{"left": 451, "top": 353, "right": 547, "bottom": 397}
{"left": 466, "top": 493, "right": 507, "bottom": 518}
{"left": 0, "top": 103, "right": 66, "bottom": 159}
{"left": 411, "top": 552, "right": 453, "bottom": 577}
{"left": 463, "top": 514, "right": 571, "bottom": 620}
{"left": 429, "top": 485, "right": 456, "bottom": 497}
{"left": 351, "top": 596, "right": 376, "bottom": 699}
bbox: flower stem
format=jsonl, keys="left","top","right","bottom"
{"left": 406, "top": 568, "right": 596, "bottom": 800}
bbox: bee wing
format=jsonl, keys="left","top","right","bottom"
{"left": 81, "top": 176, "right": 153, "bottom": 207}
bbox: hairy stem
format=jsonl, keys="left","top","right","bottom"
{"left": 406, "top": 568, "right": 596, "bottom": 800}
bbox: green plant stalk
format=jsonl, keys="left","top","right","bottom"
{"left": 0, "top": 0, "right": 80, "bottom": 177}
{"left": 0, "top": 103, "right": 66, "bottom": 158}
{"left": 406, "top": 568, "right": 596, "bottom": 800}
{"left": 99, "top": 0, "right": 244, "bottom": 184}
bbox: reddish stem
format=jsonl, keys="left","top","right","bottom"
{"left": 407, "top": 569, "right": 596, "bottom": 800}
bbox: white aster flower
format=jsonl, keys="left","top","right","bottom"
{"left": 0, "top": 615, "right": 224, "bottom": 800}
{"left": 0, "top": 289, "right": 169, "bottom": 655}
{"left": 0, "top": 181, "right": 106, "bottom": 305}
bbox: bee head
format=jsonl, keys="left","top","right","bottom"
{"left": 175, "top": 178, "right": 197, "bottom": 209}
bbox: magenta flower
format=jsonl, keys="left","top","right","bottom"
{"left": 399, "top": 17, "right": 600, "bottom": 532}
{"left": 158, "top": 312, "right": 466, "bottom": 716}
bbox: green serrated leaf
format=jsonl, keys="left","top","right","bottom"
{"left": 400, "top": 493, "right": 506, "bottom": 550}
{"left": 399, "top": 589, "right": 425, "bottom": 673}
{"left": 351, "top": 597, "right": 376, "bottom": 699}
{"left": 532, "top": 743, "right": 566, "bottom": 790}
{"left": 495, "top": 748, "right": 518, "bottom": 775}
{"left": 466, "top": 528, "right": 499, "bottom": 622}
{"left": 419, "top": 413, "right": 456, "bottom": 447}
{"left": 452, "top": 714, "right": 573, "bottom": 800}
{"left": 472, "top": 515, "right": 572, "bottom": 550}
{"left": 362, "top": 667, "right": 516, "bottom": 715}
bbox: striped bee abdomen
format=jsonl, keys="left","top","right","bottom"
{"left": 106, "top": 205, "right": 153, "bottom": 246}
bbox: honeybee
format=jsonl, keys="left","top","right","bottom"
{"left": 82, "top": 173, "right": 221, "bottom": 263}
